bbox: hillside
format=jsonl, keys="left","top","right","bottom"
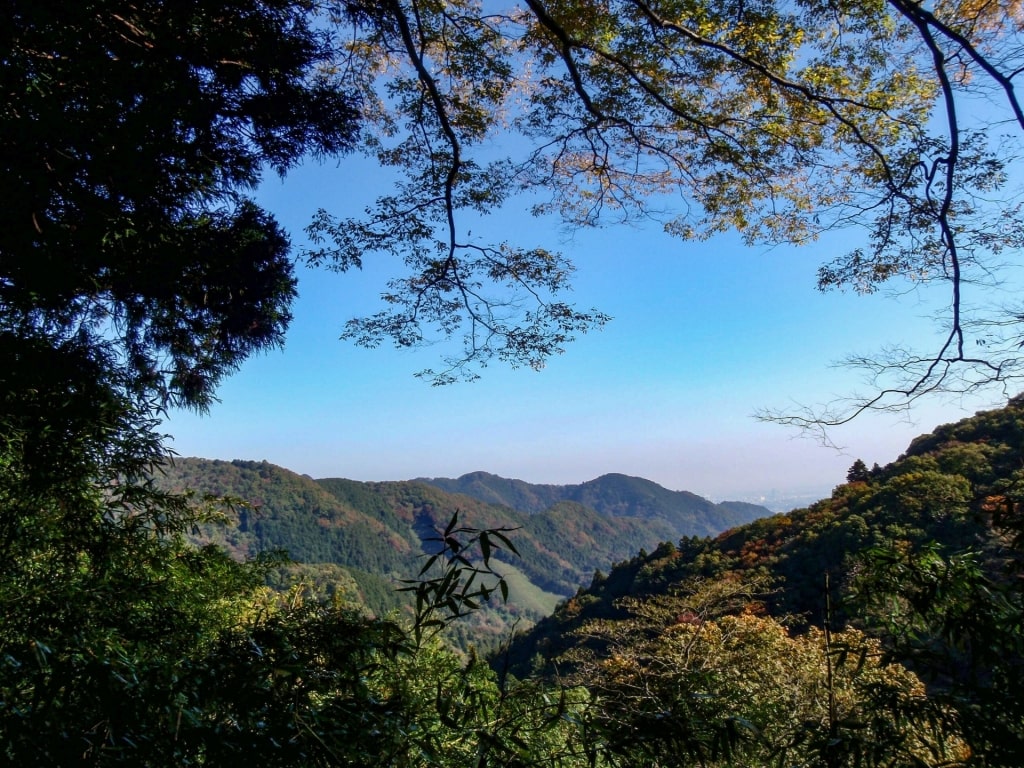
{"left": 153, "top": 459, "right": 414, "bottom": 613}
{"left": 500, "top": 398, "right": 1024, "bottom": 689}
{"left": 155, "top": 459, "right": 765, "bottom": 647}
{"left": 421, "top": 471, "right": 765, "bottom": 534}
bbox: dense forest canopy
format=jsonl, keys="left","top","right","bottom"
{"left": 2, "top": 0, "right": 1024, "bottom": 765}
{"left": 588, "top": 396, "right": 1024, "bottom": 763}
{"left": 1, "top": 0, "right": 360, "bottom": 409}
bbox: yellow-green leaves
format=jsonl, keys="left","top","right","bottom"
{"left": 572, "top": 587, "right": 966, "bottom": 766}
{"left": 322, "top": 0, "right": 1024, "bottom": 411}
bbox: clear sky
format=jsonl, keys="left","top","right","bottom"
{"left": 163, "top": 154, "right": 1004, "bottom": 506}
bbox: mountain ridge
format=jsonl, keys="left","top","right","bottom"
{"left": 155, "top": 459, "right": 769, "bottom": 648}
{"left": 419, "top": 470, "right": 762, "bottom": 535}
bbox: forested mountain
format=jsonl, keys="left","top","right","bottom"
{"left": 155, "top": 459, "right": 765, "bottom": 646}
{"left": 421, "top": 471, "right": 762, "bottom": 535}
{"left": 497, "top": 399, "right": 1024, "bottom": 759}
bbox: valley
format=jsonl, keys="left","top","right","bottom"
{"left": 156, "top": 460, "right": 769, "bottom": 646}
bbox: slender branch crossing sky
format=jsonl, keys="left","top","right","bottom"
{"left": 164, "top": 155, "right": 1003, "bottom": 507}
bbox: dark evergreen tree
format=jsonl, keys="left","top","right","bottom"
{"left": 1, "top": 0, "right": 359, "bottom": 409}
{"left": 846, "top": 459, "right": 870, "bottom": 483}
{"left": 0, "top": 2, "right": 359, "bottom": 761}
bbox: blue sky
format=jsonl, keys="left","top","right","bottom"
{"left": 163, "top": 155, "right": 1001, "bottom": 505}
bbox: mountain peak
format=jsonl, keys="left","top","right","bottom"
{"left": 419, "top": 471, "right": 766, "bottom": 534}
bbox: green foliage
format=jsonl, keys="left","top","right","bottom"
{"left": 0, "top": 337, "right": 265, "bottom": 762}
{"left": 175, "top": 526, "right": 596, "bottom": 768}
{"left": 5, "top": 2, "right": 1024, "bottom": 765}
{"left": 851, "top": 543, "right": 1024, "bottom": 765}
{"left": 507, "top": 399, "right": 1024, "bottom": 768}
{"left": 562, "top": 577, "right": 963, "bottom": 767}
{"left": 1, "top": 0, "right": 359, "bottom": 409}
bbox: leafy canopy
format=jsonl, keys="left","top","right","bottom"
{"left": 1, "top": 0, "right": 359, "bottom": 408}
{"left": 310, "top": 0, "right": 1024, "bottom": 421}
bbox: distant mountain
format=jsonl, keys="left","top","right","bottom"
{"left": 418, "top": 471, "right": 566, "bottom": 513}
{"left": 716, "top": 499, "right": 778, "bottom": 519}
{"left": 420, "top": 471, "right": 766, "bottom": 536}
{"left": 155, "top": 460, "right": 769, "bottom": 649}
